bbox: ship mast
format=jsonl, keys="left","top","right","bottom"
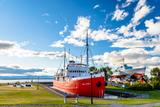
{"left": 64, "top": 48, "right": 66, "bottom": 70}
{"left": 86, "top": 30, "right": 89, "bottom": 67}
{"left": 80, "top": 55, "right": 83, "bottom": 64}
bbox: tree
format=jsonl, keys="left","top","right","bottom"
{"left": 151, "top": 67, "right": 160, "bottom": 78}
{"left": 89, "top": 66, "right": 97, "bottom": 72}
{"left": 150, "top": 67, "right": 160, "bottom": 89}
{"left": 99, "top": 66, "right": 113, "bottom": 81}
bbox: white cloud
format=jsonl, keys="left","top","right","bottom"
{"left": 70, "top": 16, "right": 90, "bottom": 40}
{"left": 145, "top": 19, "right": 160, "bottom": 35}
{"left": 117, "top": 23, "right": 133, "bottom": 37}
{"left": 141, "top": 57, "right": 160, "bottom": 66}
{"left": 0, "top": 40, "right": 67, "bottom": 59}
{"left": 112, "top": 38, "right": 145, "bottom": 48}
{"left": 155, "top": 16, "right": 160, "bottom": 20}
{"left": 132, "top": 30, "right": 147, "bottom": 39}
{"left": 52, "top": 16, "right": 120, "bottom": 47}
{"left": 132, "top": 4, "right": 153, "bottom": 24}
{"left": 64, "top": 37, "right": 85, "bottom": 47}
{"left": 0, "top": 73, "right": 26, "bottom": 76}
{"left": 57, "top": 16, "right": 119, "bottom": 47}
{"left": 50, "top": 40, "right": 64, "bottom": 48}
{"left": 112, "top": 5, "right": 128, "bottom": 21}
{"left": 90, "top": 28, "right": 118, "bottom": 41}
{"left": 59, "top": 25, "right": 68, "bottom": 35}
{"left": 0, "top": 40, "right": 17, "bottom": 50}
{"left": 25, "top": 67, "right": 57, "bottom": 76}
{"left": 69, "top": 16, "right": 119, "bottom": 42}
{"left": 112, "top": 37, "right": 160, "bottom": 48}
{"left": 53, "top": 16, "right": 90, "bottom": 47}
{"left": 0, "top": 65, "right": 57, "bottom": 76}
{"left": 121, "top": 0, "right": 136, "bottom": 8}
{"left": 135, "top": 0, "right": 146, "bottom": 11}
{"left": 118, "top": 27, "right": 147, "bottom": 39}
{"left": 117, "top": 0, "right": 153, "bottom": 38}
{"left": 93, "top": 47, "right": 153, "bottom": 68}
{"left": 120, "top": 48, "right": 148, "bottom": 59}
{"left": 93, "top": 4, "right": 100, "bottom": 9}
{"left": 150, "top": 46, "right": 160, "bottom": 55}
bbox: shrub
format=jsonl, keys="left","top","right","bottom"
{"left": 128, "top": 82, "right": 153, "bottom": 91}
{"left": 150, "top": 77, "right": 160, "bottom": 89}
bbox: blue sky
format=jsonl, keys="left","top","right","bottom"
{"left": 0, "top": 0, "right": 160, "bottom": 76}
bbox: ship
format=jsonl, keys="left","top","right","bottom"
{"left": 53, "top": 32, "right": 105, "bottom": 97}
{"left": 111, "top": 64, "right": 146, "bottom": 84}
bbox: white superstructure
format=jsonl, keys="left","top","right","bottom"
{"left": 65, "top": 60, "right": 90, "bottom": 77}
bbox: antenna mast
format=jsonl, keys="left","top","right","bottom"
{"left": 86, "top": 30, "right": 89, "bottom": 67}
{"left": 80, "top": 55, "right": 83, "bottom": 64}
{"left": 122, "top": 57, "right": 125, "bottom": 65}
{"left": 64, "top": 48, "right": 66, "bottom": 70}
{"left": 68, "top": 48, "right": 70, "bottom": 60}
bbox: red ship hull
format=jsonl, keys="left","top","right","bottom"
{"left": 53, "top": 76, "right": 105, "bottom": 97}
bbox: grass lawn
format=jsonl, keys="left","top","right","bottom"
{"left": 0, "top": 84, "right": 160, "bottom": 105}
{"left": 105, "top": 85, "right": 160, "bottom": 104}
{"left": 0, "top": 84, "right": 62, "bottom": 104}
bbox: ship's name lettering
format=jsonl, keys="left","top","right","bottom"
{"left": 82, "top": 83, "right": 91, "bottom": 86}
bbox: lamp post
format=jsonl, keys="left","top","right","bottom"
{"left": 90, "top": 72, "right": 93, "bottom": 104}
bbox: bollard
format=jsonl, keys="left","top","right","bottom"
{"left": 64, "top": 93, "right": 67, "bottom": 104}
{"left": 75, "top": 95, "right": 79, "bottom": 104}
{"left": 64, "top": 96, "right": 66, "bottom": 104}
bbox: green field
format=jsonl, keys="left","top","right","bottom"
{"left": 0, "top": 84, "right": 160, "bottom": 105}
{"left": 0, "top": 84, "right": 62, "bottom": 104}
